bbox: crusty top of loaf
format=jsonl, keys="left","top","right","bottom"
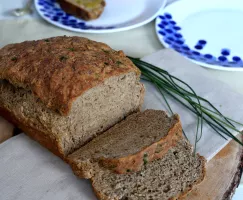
{"left": 0, "top": 36, "right": 140, "bottom": 115}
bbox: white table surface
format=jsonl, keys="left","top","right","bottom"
{"left": 0, "top": 0, "right": 243, "bottom": 199}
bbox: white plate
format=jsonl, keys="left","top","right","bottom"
{"left": 155, "top": 0, "right": 243, "bottom": 71}
{"left": 35, "top": 0, "right": 167, "bottom": 33}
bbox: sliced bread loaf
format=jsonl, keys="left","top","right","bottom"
{"left": 57, "top": 0, "right": 106, "bottom": 20}
{"left": 68, "top": 110, "right": 183, "bottom": 179}
{"left": 91, "top": 139, "right": 206, "bottom": 200}
{"left": 0, "top": 36, "right": 144, "bottom": 158}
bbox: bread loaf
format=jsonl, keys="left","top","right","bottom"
{"left": 91, "top": 139, "right": 206, "bottom": 200}
{"left": 0, "top": 36, "right": 144, "bottom": 158}
{"left": 0, "top": 36, "right": 206, "bottom": 200}
{"left": 68, "top": 110, "right": 183, "bottom": 179}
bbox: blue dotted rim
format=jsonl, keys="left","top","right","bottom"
{"left": 36, "top": 0, "right": 115, "bottom": 30}
{"left": 157, "top": 13, "right": 243, "bottom": 68}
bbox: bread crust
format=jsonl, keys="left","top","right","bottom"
{"left": 57, "top": 0, "right": 106, "bottom": 20}
{"left": 0, "top": 36, "right": 141, "bottom": 116}
{"left": 138, "top": 84, "right": 145, "bottom": 110}
{"left": 91, "top": 180, "right": 118, "bottom": 200}
{"left": 173, "top": 155, "right": 206, "bottom": 200}
{"left": 0, "top": 106, "right": 65, "bottom": 159}
{"left": 100, "top": 114, "right": 183, "bottom": 174}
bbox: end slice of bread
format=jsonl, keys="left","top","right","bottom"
{"left": 91, "top": 139, "right": 206, "bottom": 200}
{"left": 57, "top": 0, "right": 106, "bottom": 21}
{"left": 68, "top": 110, "right": 183, "bottom": 178}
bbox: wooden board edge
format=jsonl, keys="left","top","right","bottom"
{"left": 223, "top": 135, "right": 243, "bottom": 200}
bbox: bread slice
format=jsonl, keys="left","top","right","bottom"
{"left": 57, "top": 0, "right": 106, "bottom": 21}
{"left": 91, "top": 139, "right": 206, "bottom": 200}
{"left": 0, "top": 36, "right": 144, "bottom": 158}
{"left": 68, "top": 110, "right": 183, "bottom": 179}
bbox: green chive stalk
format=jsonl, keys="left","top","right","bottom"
{"left": 128, "top": 57, "right": 243, "bottom": 148}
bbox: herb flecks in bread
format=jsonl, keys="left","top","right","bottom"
{"left": 68, "top": 110, "right": 183, "bottom": 178}
{"left": 91, "top": 139, "right": 206, "bottom": 200}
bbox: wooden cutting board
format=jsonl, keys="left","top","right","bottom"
{"left": 186, "top": 135, "right": 243, "bottom": 200}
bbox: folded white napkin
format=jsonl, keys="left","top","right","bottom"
{"left": 0, "top": 49, "right": 243, "bottom": 200}
{"left": 0, "top": 134, "right": 97, "bottom": 200}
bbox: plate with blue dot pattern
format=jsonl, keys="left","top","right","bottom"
{"left": 35, "top": 0, "right": 167, "bottom": 33}
{"left": 156, "top": 0, "right": 243, "bottom": 71}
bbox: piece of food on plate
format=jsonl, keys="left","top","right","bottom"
{"left": 68, "top": 109, "right": 183, "bottom": 179}
{"left": 91, "top": 139, "right": 206, "bottom": 200}
{"left": 0, "top": 36, "right": 144, "bottom": 159}
{"left": 57, "top": 0, "right": 106, "bottom": 21}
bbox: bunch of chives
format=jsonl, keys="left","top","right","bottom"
{"left": 129, "top": 57, "right": 243, "bottom": 151}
